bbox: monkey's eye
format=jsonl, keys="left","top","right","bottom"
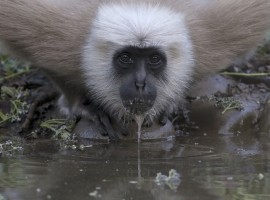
{"left": 148, "top": 54, "right": 162, "bottom": 65}
{"left": 118, "top": 53, "right": 134, "bottom": 64}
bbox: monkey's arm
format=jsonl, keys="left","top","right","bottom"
{"left": 0, "top": 0, "right": 102, "bottom": 107}
{"left": 0, "top": 0, "right": 99, "bottom": 76}
{"left": 187, "top": 0, "right": 270, "bottom": 78}
{"left": 0, "top": 0, "right": 96, "bottom": 112}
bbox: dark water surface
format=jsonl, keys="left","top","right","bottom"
{"left": 1, "top": 127, "right": 270, "bottom": 200}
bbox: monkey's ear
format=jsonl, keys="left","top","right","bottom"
{"left": 186, "top": 0, "right": 270, "bottom": 77}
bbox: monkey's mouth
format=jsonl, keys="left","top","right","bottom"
{"left": 122, "top": 98, "right": 155, "bottom": 115}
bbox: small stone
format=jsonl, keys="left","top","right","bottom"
{"left": 79, "top": 145, "right": 85, "bottom": 151}
{"left": 258, "top": 173, "right": 264, "bottom": 180}
{"left": 129, "top": 181, "right": 138, "bottom": 184}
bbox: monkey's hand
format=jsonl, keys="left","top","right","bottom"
{"left": 58, "top": 96, "right": 122, "bottom": 140}
{"left": 143, "top": 111, "right": 169, "bottom": 127}
{"left": 158, "top": 111, "right": 169, "bottom": 126}
{"left": 96, "top": 110, "right": 120, "bottom": 141}
{"left": 88, "top": 108, "right": 132, "bottom": 140}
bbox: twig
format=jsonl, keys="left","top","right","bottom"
{"left": 0, "top": 70, "right": 32, "bottom": 82}
{"left": 221, "top": 72, "right": 270, "bottom": 77}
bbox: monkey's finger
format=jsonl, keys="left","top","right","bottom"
{"left": 118, "top": 125, "right": 129, "bottom": 136}
{"left": 142, "top": 118, "right": 153, "bottom": 127}
{"left": 159, "top": 113, "right": 168, "bottom": 126}
{"left": 98, "top": 113, "right": 120, "bottom": 141}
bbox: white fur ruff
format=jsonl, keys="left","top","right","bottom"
{"left": 83, "top": 2, "right": 194, "bottom": 120}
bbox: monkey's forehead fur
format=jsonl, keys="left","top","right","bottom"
{"left": 93, "top": 3, "right": 189, "bottom": 47}
{"left": 82, "top": 2, "right": 194, "bottom": 119}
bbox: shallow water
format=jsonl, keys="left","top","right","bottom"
{"left": 1, "top": 125, "right": 270, "bottom": 200}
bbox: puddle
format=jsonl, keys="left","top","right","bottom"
{"left": 1, "top": 130, "right": 270, "bottom": 200}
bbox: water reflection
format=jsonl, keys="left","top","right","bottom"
{"left": 0, "top": 129, "right": 270, "bottom": 200}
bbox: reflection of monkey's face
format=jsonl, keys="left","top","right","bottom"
{"left": 113, "top": 46, "right": 167, "bottom": 115}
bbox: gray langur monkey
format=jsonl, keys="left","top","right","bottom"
{"left": 0, "top": 0, "right": 270, "bottom": 139}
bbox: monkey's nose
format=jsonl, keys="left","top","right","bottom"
{"left": 135, "top": 65, "right": 146, "bottom": 90}
{"left": 135, "top": 81, "right": 145, "bottom": 90}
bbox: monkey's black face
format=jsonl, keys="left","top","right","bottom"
{"left": 113, "top": 46, "right": 167, "bottom": 115}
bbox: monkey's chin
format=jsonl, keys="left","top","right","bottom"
{"left": 122, "top": 98, "right": 155, "bottom": 116}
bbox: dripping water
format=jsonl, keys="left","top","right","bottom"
{"left": 134, "top": 115, "right": 145, "bottom": 182}
{"left": 134, "top": 115, "right": 145, "bottom": 143}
